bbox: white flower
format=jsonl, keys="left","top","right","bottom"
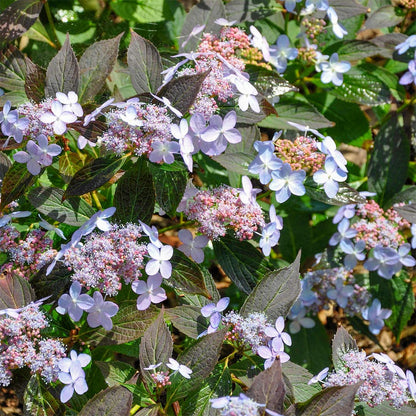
{"left": 40, "top": 100, "right": 77, "bottom": 135}
{"left": 166, "top": 358, "right": 192, "bottom": 379}
{"left": 178, "top": 229, "right": 208, "bottom": 264}
{"left": 56, "top": 91, "right": 83, "bottom": 117}
{"left": 146, "top": 243, "right": 173, "bottom": 279}
{"left": 319, "top": 53, "right": 350, "bottom": 86}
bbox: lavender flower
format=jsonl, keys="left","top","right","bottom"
{"left": 56, "top": 91, "right": 83, "bottom": 117}
{"left": 13, "top": 134, "right": 62, "bottom": 175}
{"left": 269, "top": 35, "right": 298, "bottom": 73}
{"left": 327, "top": 7, "right": 348, "bottom": 38}
{"left": 58, "top": 350, "right": 91, "bottom": 374}
{"left": 308, "top": 367, "right": 329, "bottom": 385}
{"left": 40, "top": 100, "right": 77, "bottom": 135}
{"left": 140, "top": 221, "right": 162, "bottom": 248}
{"left": 264, "top": 316, "right": 292, "bottom": 351}
{"left": 178, "top": 229, "right": 208, "bottom": 264}
{"left": 329, "top": 218, "right": 357, "bottom": 246}
{"left": 83, "top": 98, "right": 114, "bottom": 126}
{"left": 284, "top": 0, "right": 302, "bottom": 13}
{"left": 364, "top": 245, "right": 400, "bottom": 279}
{"left": 248, "top": 147, "right": 282, "bottom": 185}
{"left": 132, "top": 274, "right": 167, "bottom": 310}
{"left": 269, "top": 163, "right": 306, "bottom": 203}
{"left": 146, "top": 243, "right": 173, "bottom": 279}
{"left": 333, "top": 204, "right": 355, "bottom": 224}
{"left": 257, "top": 341, "right": 290, "bottom": 369}
{"left": 0, "top": 211, "right": 31, "bottom": 227}
{"left": 259, "top": 222, "right": 280, "bottom": 256}
{"left": 86, "top": 291, "right": 119, "bottom": 331}
{"left": 149, "top": 141, "right": 180, "bottom": 164}
{"left": 56, "top": 281, "right": 94, "bottom": 321}
{"left": 395, "top": 34, "right": 416, "bottom": 55}
{"left": 1, "top": 114, "right": 29, "bottom": 144}
{"left": 313, "top": 156, "right": 347, "bottom": 198}
{"left": 201, "top": 297, "right": 230, "bottom": 334}
{"left": 120, "top": 105, "right": 143, "bottom": 127}
{"left": 399, "top": 59, "right": 416, "bottom": 86}
{"left": 340, "top": 239, "right": 366, "bottom": 269}
{"left": 319, "top": 53, "right": 351, "bottom": 86}
{"left": 166, "top": 358, "right": 192, "bottom": 379}
{"left": 58, "top": 368, "right": 88, "bottom": 403}
{"left": 406, "top": 370, "right": 416, "bottom": 401}
{"left": 326, "top": 278, "right": 354, "bottom": 308}
{"left": 362, "top": 298, "right": 392, "bottom": 335}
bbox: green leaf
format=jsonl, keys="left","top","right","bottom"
{"left": 211, "top": 151, "right": 253, "bottom": 175}
{"left": 133, "top": 407, "right": 160, "bottom": 416}
{"left": 304, "top": 178, "right": 366, "bottom": 207}
{"left": 328, "top": 66, "right": 392, "bottom": 106}
{"left": 288, "top": 318, "right": 331, "bottom": 374}
{"left": 0, "top": 0, "right": 43, "bottom": 42}
{"left": 167, "top": 249, "right": 210, "bottom": 297}
{"left": 228, "top": 354, "right": 264, "bottom": 387}
{"left": 0, "top": 45, "right": 26, "bottom": 92}
{"left": 247, "top": 360, "right": 285, "bottom": 414}
{"left": 330, "top": 0, "right": 367, "bottom": 19}
{"left": 213, "top": 235, "right": 273, "bottom": 294}
{"left": 127, "top": 30, "right": 163, "bottom": 95}
{"left": 24, "top": 56, "right": 45, "bottom": 103}
{"left": 324, "top": 40, "right": 388, "bottom": 61}
{"left": 78, "top": 33, "right": 123, "bottom": 103}
{"left": 96, "top": 361, "right": 136, "bottom": 388}
{"left": 28, "top": 186, "right": 96, "bottom": 226}
{"left": 114, "top": 158, "right": 155, "bottom": 224}
{"left": 45, "top": 33, "right": 80, "bottom": 97}
{"left": 240, "top": 252, "right": 301, "bottom": 321}
{"left": 23, "top": 375, "right": 66, "bottom": 416}
{"left": 165, "top": 305, "right": 209, "bottom": 339}
{"left": 0, "top": 273, "right": 35, "bottom": 309}
{"left": 224, "top": 0, "right": 278, "bottom": 23}
{"left": 166, "top": 329, "right": 226, "bottom": 404}
{"left": 0, "top": 162, "right": 35, "bottom": 211}
{"left": 364, "top": 5, "right": 404, "bottom": 30}
{"left": 288, "top": 383, "right": 362, "bottom": 415}
{"left": 355, "top": 402, "right": 416, "bottom": 415}
{"left": 259, "top": 96, "right": 334, "bottom": 130}
{"left": 394, "top": 203, "right": 416, "bottom": 223}
{"left": 30, "top": 263, "right": 72, "bottom": 302}
{"left": 156, "top": 70, "right": 210, "bottom": 116}
{"left": 64, "top": 155, "right": 127, "bottom": 198}
{"left": 331, "top": 326, "right": 358, "bottom": 371}
{"left": 306, "top": 93, "right": 371, "bottom": 147}
{"left": 110, "top": 0, "right": 166, "bottom": 23}
{"left": 148, "top": 163, "right": 187, "bottom": 215}
{"left": 367, "top": 115, "right": 409, "bottom": 207}
{"left": 139, "top": 308, "right": 173, "bottom": 385}
{"left": 181, "top": 365, "right": 232, "bottom": 416}
{"left": 281, "top": 361, "right": 322, "bottom": 403}
{"left": 81, "top": 302, "right": 159, "bottom": 346}
{"left": 78, "top": 386, "right": 133, "bottom": 416}
{"left": 179, "top": 0, "right": 225, "bottom": 52}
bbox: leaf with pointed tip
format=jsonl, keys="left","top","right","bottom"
{"left": 127, "top": 31, "right": 163, "bottom": 95}
{"left": 30, "top": 263, "right": 72, "bottom": 303}
{"left": 179, "top": 0, "right": 225, "bottom": 52}
{"left": 95, "top": 361, "right": 136, "bottom": 388}
{"left": 0, "top": 162, "right": 36, "bottom": 211}
{"left": 133, "top": 407, "right": 159, "bottom": 416}
{"left": 330, "top": 0, "right": 367, "bottom": 20}
{"left": 45, "top": 34, "right": 80, "bottom": 97}
{"left": 78, "top": 386, "right": 133, "bottom": 416}
{"left": 139, "top": 308, "right": 173, "bottom": 385}
{"left": 63, "top": 155, "right": 128, "bottom": 198}
{"left": 213, "top": 235, "right": 273, "bottom": 294}
{"left": 247, "top": 359, "right": 285, "bottom": 414}
{"left": 0, "top": 45, "right": 26, "bottom": 92}
{"left": 114, "top": 158, "right": 155, "bottom": 224}
{"left": 28, "top": 186, "right": 96, "bottom": 226}
{"left": 241, "top": 252, "right": 301, "bottom": 321}
{"left": 79, "top": 33, "right": 123, "bottom": 103}
{"left": 282, "top": 362, "right": 322, "bottom": 403}
{"left": 80, "top": 302, "right": 159, "bottom": 346}
{"left": 156, "top": 70, "right": 210, "bottom": 116}
{"left": 166, "top": 329, "right": 226, "bottom": 404}
{"left": 0, "top": 0, "right": 43, "bottom": 42}
{"left": 167, "top": 249, "right": 210, "bottom": 297}
{"left": 68, "top": 120, "right": 107, "bottom": 144}
{"left": 304, "top": 178, "right": 366, "bottom": 206}
{"left": 165, "top": 305, "right": 209, "bottom": 339}
{"left": 355, "top": 401, "right": 416, "bottom": 415}
{"left": 0, "top": 273, "right": 35, "bottom": 309}
{"left": 364, "top": 5, "right": 403, "bottom": 30}
{"left": 149, "top": 163, "right": 187, "bottom": 215}
{"left": 288, "top": 383, "right": 362, "bottom": 415}
{"left": 332, "top": 326, "right": 358, "bottom": 371}
{"left": 24, "top": 56, "right": 45, "bottom": 102}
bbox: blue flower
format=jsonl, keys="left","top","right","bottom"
{"left": 362, "top": 298, "right": 391, "bottom": 335}
{"left": 269, "top": 163, "right": 306, "bottom": 203}
{"left": 364, "top": 245, "right": 400, "bottom": 279}
{"left": 395, "top": 34, "right": 416, "bottom": 55}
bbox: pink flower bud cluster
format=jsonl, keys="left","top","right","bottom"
{"left": 222, "top": 311, "right": 270, "bottom": 354}
{"left": 325, "top": 350, "right": 410, "bottom": 408}
{"left": 0, "top": 303, "right": 66, "bottom": 386}
{"left": 17, "top": 98, "right": 57, "bottom": 138}
{"left": 300, "top": 267, "right": 370, "bottom": 317}
{"left": 99, "top": 102, "right": 173, "bottom": 157}
{"left": 63, "top": 224, "right": 148, "bottom": 296}
{"left": 274, "top": 136, "right": 326, "bottom": 174}
{"left": 352, "top": 200, "right": 410, "bottom": 249}
{"left": 400, "top": 0, "right": 416, "bottom": 8}
{"left": 301, "top": 18, "right": 327, "bottom": 42}
{"left": 151, "top": 371, "right": 171, "bottom": 388}
{"left": 0, "top": 227, "right": 55, "bottom": 280}
{"left": 178, "top": 27, "right": 252, "bottom": 118}
{"left": 182, "top": 186, "right": 265, "bottom": 240}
